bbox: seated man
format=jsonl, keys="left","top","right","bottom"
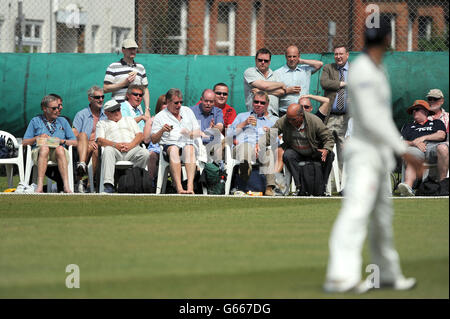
{"left": 96, "top": 100, "right": 150, "bottom": 193}
{"left": 426, "top": 89, "right": 449, "bottom": 136}
{"left": 270, "top": 103, "right": 335, "bottom": 196}
{"left": 191, "top": 89, "right": 224, "bottom": 161}
{"left": 213, "top": 82, "right": 237, "bottom": 129}
{"left": 228, "top": 90, "right": 278, "bottom": 196}
{"left": 120, "top": 84, "right": 151, "bottom": 131}
{"left": 22, "top": 95, "right": 77, "bottom": 193}
{"left": 151, "top": 88, "right": 202, "bottom": 194}
{"left": 72, "top": 85, "right": 107, "bottom": 192}
{"left": 274, "top": 94, "right": 331, "bottom": 179}
{"left": 398, "top": 100, "right": 448, "bottom": 196}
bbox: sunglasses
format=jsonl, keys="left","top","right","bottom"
{"left": 47, "top": 106, "right": 61, "bottom": 111}
{"left": 257, "top": 58, "right": 270, "bottom": 63}
{"left": 300, "top": 104, "right": 312, "bottom": 109}
{"left": 131, "top": 92, "right": 144, "bottom": 97}
{"left": 173, "top": 101, "right": 183, "bottom": 105}
{"left": 92, "top": 95, "right": 105, "bottom": 100}
{"left": 215, "top": 92, "right": 228, "bottom": 96}
{"left": 253, "top": 100, "right": 266, "bottom": 105}
{"left": 427, "top": 97, "right": 440, "bottom": 101}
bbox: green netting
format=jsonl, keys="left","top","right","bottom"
{"left": 0, "top": 52, "right": 448, "bottom": 136}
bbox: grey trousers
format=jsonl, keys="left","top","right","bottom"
{"left": 327, "top": 114, "right": 348, "bottom": 171}
{"left": 102, "top": 146, "right": 149, "bottom": 185}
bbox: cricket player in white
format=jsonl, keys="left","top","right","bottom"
{"left": 324, "top": 18, "right": 424, "bottom": 293}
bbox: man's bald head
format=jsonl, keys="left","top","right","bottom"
{"left": 285, "top": 45, "right": 300, "bottom": 70}
{"left": 286, "top": 103, "right": 305, "bottom": 128}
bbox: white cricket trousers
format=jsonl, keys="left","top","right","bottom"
{"left": 102, "top": 146, "right": 150, "bottom": 185}
{"left": 326, "top": 150, "right": 404, "bottom": 285}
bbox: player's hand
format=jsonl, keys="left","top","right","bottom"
{"left": 402, "top": 152, "right": 425, "bottom": 179}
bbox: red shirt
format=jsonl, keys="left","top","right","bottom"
{"left": 218, "top": 104, "right": 237, "bottom": 128}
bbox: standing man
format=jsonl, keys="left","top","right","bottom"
{"left": 213, "top": 83, "right": 237, "bottom": 128}
{"left": 244, "top": 48, "right": 287, "bottom": 117}
{"left": 104, "top": 39, "right": 150, "bottom": 118}
{"left": 274, "top": 45, "right": 323, "bottom": 117}
{"left": 320, "top": 44, "right": 350, "bottom": 171}
{"left": 324, "top": 18, "right": 424, "bottom": 293}
{"left": 228, "top": 91, "right": 278, "bottom": 196}
{"left": 96, "top": 100, "right": 149, "bottom": 193}
{"left": 22, "top": 95, "right": 77, "bottom": 193}
{"left": 72, "top": 85, "right": 108, "bottom": 192}
{"left": 151, "top": 89, "right": 202, "bottom": 194}
{"left": 426, "top": 88, "right": 449, "bottom": 136}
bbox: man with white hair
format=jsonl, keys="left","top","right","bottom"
{"left": 96, "top": 100, "right": 149, "bottom": 193}
{"left": 426, "top": 89, "right": 449, "bottom": 136}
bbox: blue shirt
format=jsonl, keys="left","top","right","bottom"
{"left": 228, "top": 111, "right": 278, "bottom": 146}
{"left": 274, "top": 64, "right": 315, "bottom": 113}
{"left": 73, "top": 106, "right": 107, "bottom": 137}
{"left": 191, "top": 103, "right": 224, "bottom": 144}
{"left": 24, "top": 115, "right": 76, "bottom": 148}
{"left": 331, "top": 61, "right": 349, "bottom": 114}
{"left": 120, "top": 101, "right": 145, "bottom": 131}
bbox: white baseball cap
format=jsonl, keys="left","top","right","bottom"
{"left": 103, "top": 100, "right": 121, "bottom": 112}
{"left": 426, "top": 89, "right": 444, "bottom": 99}
{"left": 122, "top": 38, "right": 138, "bottom": 49}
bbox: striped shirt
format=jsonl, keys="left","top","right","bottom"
{"left": 104, "top": 58, "right": 148, "bottom": 103}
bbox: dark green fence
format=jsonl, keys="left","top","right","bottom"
{"left": 0, "top": 52, "right": 447, "bottom": 136}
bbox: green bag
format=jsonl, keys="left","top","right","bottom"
{"left": 201, "top": 162, "right": 226, "bottom": 195}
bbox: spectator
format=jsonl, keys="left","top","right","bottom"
{"left": 120, "top": 84, "right": 151, "bottom": 131}
{"left": 72, "top": 85, "right": 107, "bottom": 192}
{"left": 320, "top": 44, "right": 350, "bottom": 172}
{"left": 299, "top": 94, "right": 331, "bottom": 122}
{"left": 213, "top": 83, "right": 237, "bottom": 129}
{"left": 270, "top": 102, "right": 335, "bottom": 196}
{"left": 244, "top": 48, "right": 286, "bottom": 117}
{"left": 192, "top": 89, "right": 224, "bottom": 162}
{"left": 426, "top": 89, "right": 449, "bottom": 136}
{"left": 22, "top": 95, "right": 77, "bottom": 193}
{"left": 228, "top": 91, "right": 278, "bottom": 196}
{"left": 398, "top": 100, "right": 448, "bottom": 196}
{"left": 144, "top": 94, "right": 167, "bottom": 185}
{"left": 151, "top": 89, "right": 202, "bottom": 194}
{"left": 96, "top": 100, "right": 149, "bottom": 193}
{"left": 103, "top": 38, "right": 150, "bottom": 115}
{"left": 274, "top": 45, "right": 323, "bottom": 117}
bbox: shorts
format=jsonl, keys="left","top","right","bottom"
{"left": 407, "top": 141, "right": 448, "bottom": 163}
{"left": 31, "top": 146, "right": 70, "bottom": 165}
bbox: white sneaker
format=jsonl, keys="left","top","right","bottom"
{"left": 398, "top": 182, "right": 415, "bottom": 196}
{"left": 323, "top": 279, "right": 362, "bottom": 293}
{"left": 381, "top": 277, "right": 416, "bottom": 290}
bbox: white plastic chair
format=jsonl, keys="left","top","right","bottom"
{"left": 0, "top": 130, "right": 25, "bottom": 188}
{"left": 24, "top": 144, "right": 74, "bottom": 192}
{"left": 98, "top": 146, "right": 137, "bottom": 193}
{"left": 326, "top": 144, "right": 342, "bottom": 195}
{"left": 156, "top": 138, "right": 207, "bottom": 194}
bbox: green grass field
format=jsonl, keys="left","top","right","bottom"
{"left": 0, "top": 194, "right": 447, "bottom": 299}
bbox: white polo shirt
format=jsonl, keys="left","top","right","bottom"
{"left": 151, "top": 106, "right": 200, "bottom": 148}
{"left": 96, "top": 116, "right": 141, "bottom": 143}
